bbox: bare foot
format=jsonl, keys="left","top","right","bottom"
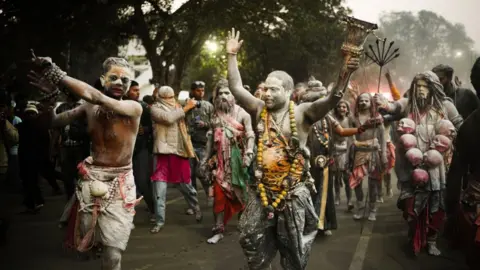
{"left": 323, "top": 230, "right": 333, "bottom": 236}
{"left": 207, "top": 233, "right": 224, "bottom": 244}
{"left": 427, "top": 242, "right": 441, "bottom": 256}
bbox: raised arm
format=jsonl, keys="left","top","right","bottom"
{"left": 226, "top": 29, "right": 264, "bottom": 116}
{"left": 302, "top": 58, "right": 360, "bottom": 124}
{"left": 385, "top": 70, "right": 402, "bottom": 101}
{"left": 150, "top": 105, "right": 185, "bottom": 125}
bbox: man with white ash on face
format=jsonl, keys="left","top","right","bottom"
{"left": 28, "top": 55, "right": 143, "bottom": 270}
{"left": 226, "top": 29, "right": 360, "bottom": 270}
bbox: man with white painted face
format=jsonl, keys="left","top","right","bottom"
{"left": 226, "top": 28, "right": 360, "bottom": 270}
{"left": 28, "top": 56, "right": 143, "bottom": 270}
{"left": 376, "top": 71, "right": 462, "bottom": 257}
{"left": 347, "top": 93, "right": 387, "bottom": 222}
{"left": 301, "top": 78, "right": 375, "bottom": 237}
{"left": 199, "top": 78, "right": 254, "bottom": 244}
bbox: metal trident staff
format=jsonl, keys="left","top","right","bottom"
{"left": 358, "top": 38, "right": 399, "bottom": 234}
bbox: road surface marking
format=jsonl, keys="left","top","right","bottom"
{"left": 348, "top": 218, "right": 374, "bottom": 270}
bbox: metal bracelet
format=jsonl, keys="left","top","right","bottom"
{"left": 42, "top": 63, "right": 67, "bottom": 86}
{"left": 38, "top": 89, "right": 60, "bottom": 102}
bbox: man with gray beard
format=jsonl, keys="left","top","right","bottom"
{"left": 376, "top": 71, "right": 462, "bottom": 256}
{"left": 199, "top": 79, "right": 255, "bottom": 244}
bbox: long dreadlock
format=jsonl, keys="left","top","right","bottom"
{"left": 406, "top": 71, "right": 447, "bottom": 123}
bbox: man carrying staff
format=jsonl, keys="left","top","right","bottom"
{"left": 226, "top": 29, "right": 359, "bottom": 269}
{"left": 28, "top": 54, "right": 142, "bottom": 270}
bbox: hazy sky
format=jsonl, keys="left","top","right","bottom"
{"left": 172, "top": 0, "right": 479, "bottom": 51}
{"left": 345, "top": 0, "right": 480, "bottom": 51}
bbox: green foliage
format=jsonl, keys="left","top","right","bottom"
{"left": 183, "top": 0, "right": 351, "bottom": 88}
{"left": 0, "top": 0, "right": 127, "bottom": 99}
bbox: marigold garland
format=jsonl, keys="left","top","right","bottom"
{"left": 256, "top": 101, "right": 302, "bottom": 218}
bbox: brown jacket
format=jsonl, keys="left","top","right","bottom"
{"left": 150, "top": 102, "right": 195, "bottom": 158}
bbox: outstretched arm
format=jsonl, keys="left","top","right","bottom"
{"left": 226, "top": 29, "right": 264, "bottom": 116}
{"left": 150, "top": 106, "right": 185, "bottom": 125}
{"left": 49, "top": 103, "right": 87, "bottom": 128}
{"left": 59, "top": 77, "right": 142, "bottom": 118}
{"left": 28, "top": 55, "right": 142, "bottom": 118}
{"left": 327, "top": 115, "right": 360, "bottom": 137}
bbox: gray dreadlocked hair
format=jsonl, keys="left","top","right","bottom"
{"left": 213, "top": 78, "right": 229, "bottom": 100}
{"left": 407, "top": 71, "right": 447, "bottom": 123}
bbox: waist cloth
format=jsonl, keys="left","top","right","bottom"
{"left": 70, "top": 157, "right": 141, "bottom": 251}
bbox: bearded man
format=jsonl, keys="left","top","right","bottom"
{"left": 199, "top": 78, "right": 254, "bottom": 244}
{"left": 226, "top": 29, "right": 359, "bottom": 269}
{"left": 446, "top": 57, "right": 480, "bottom": 269}
{"left": 376, "top": 71, "right": 462, "bottom": 256}
{"left": 348, "top": 93, "right": 387, "bottom": 221}
{"left": 28, "top": 56, "right": 143, "bottom": 270}
{"left": 301, "top": 78, "right": 376, "bottom": 236}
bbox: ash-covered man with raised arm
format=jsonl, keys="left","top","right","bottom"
{"left": 226, "top": 29, "right": 359, "bottom": 270}
{"left": 28, "top": 55, "right": 142, "bottom": 270}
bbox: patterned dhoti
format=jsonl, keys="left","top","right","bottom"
{"left": 72, "top": 157, "right": 140, "bottom": 251}
{"left": 238, "top": 183, "right": 318, "bottom": 270}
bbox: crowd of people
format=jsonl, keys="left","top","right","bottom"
{"left": 0, "top": 29, "right": 480, "bottom": 270}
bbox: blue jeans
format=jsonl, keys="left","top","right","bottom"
{"left": 190, "top": 147, "right": 209, "bottom": 196}
{"left": 151, "top": 181, "right": 199, "bottom": 226}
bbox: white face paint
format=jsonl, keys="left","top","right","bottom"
{"left": 264, "top": 76, "right": 288, "bottom": 110}
{"left": 416, "top": 79, "right": 430, "bottom": 100}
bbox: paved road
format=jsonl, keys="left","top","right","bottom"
{"left": 0, "top": 177, "right": 468, "bottom": 270}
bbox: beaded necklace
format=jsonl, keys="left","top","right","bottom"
{"left": 256, "top": 101, "right": 301, "bottom": 219}
{"left": 313, "top": 118, "right": 329, "bottom": 149}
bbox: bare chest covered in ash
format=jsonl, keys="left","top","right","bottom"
{"left": 85, "top": 105, "right": 139, "bottom": 166}
{"left": 354, "top": 113, "right": 378, "bottom": 142}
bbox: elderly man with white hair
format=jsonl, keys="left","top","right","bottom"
{"left": 149, "top": 86, "right": 202, "bottom": 233}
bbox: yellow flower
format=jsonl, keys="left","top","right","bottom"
{"left": 258, "top": 183, "right": 264, "bottom": 188}
{"left": 272, "top": 202, "right": 278, "bottom": 208}
{"left": 260, "top": 192, "right": 266, "bottom": 197}
{"left": 275, "top": 198, "right": 281, "bottom": 204}
{"left": 262, "top": 201, "right": 269, "bottom": 207}
{"left": 281, "top": 191, "right": 287, "bottom": 196}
